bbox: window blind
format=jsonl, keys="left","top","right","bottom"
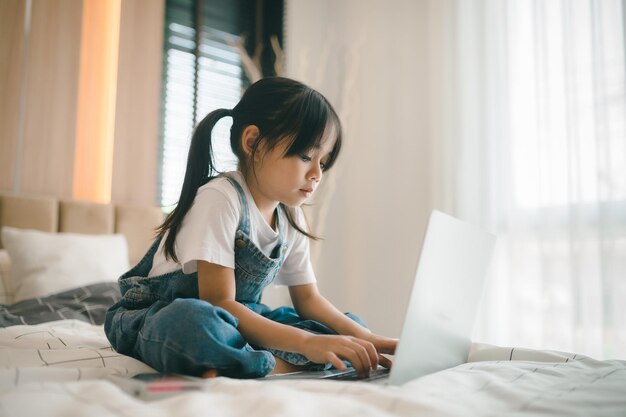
{"left": 158, "top": 0, "right": 244, "bottom": 209}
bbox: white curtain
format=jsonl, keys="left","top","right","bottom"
{"left": 284, "top": 0, "right": 625, "bottom": 358}
{"left": 441, "top": 0, "right": 626, "bottom": 359}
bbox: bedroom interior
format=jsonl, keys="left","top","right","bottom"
{"left": 0, "top": 0, "right": 625, "bottom": 416}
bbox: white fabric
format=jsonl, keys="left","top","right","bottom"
{"left": 0, "top": 321, "right": 154, "bottom": 379}
{"left": 285, "top": 0, "right": 626, "bottom": 360}
{"left": 427, "top": 0, "right": 626, "bottom": 359}
{"left": 1, "top": 320, "right": 625, "bottom": 416}
{"left": 0, "top": 250, "right": 12, "bottom": 305}
{"left": 149, "top": 172, "right": 316, "bottom": 287}
{"left": 0, "top": 227, "right": 129, "bottom": 303}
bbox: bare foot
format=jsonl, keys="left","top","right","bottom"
{"left": 201, "top": 369, "right": 219, "bottom": 378}
{"left": 268, "top": 356, "right": 308, "bottom": 375}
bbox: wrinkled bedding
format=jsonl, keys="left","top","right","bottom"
{"left": 0, "top": 282, "right": 120, "bottom": 327}
{"left": 1, "top": 319, "right": 625, "bottom": 417}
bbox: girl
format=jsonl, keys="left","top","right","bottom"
{"left": 105, "top": 77, "right": 397, "bottom": 379}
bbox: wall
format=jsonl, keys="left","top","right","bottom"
{"left": 285, "top": 0, "right": 445, "bottom": 337}
{"left": 0, "top": 0, "right": 26, "bottom": 192}
{"left": 112, "top": 0, "right": 164, "bottom": 205}
{"left": 0, "top": 0, "right": 82, "bottom": 197}
{"left": 0, "top": 0, "right": 164, "bottom": 206}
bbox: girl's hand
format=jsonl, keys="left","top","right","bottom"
{"left": 355, "top": 331, "right": 398, "bottom": 370}
{"left": 300, "top": 334, "right": 380, "bottom": 377}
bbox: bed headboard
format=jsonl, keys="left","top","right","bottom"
{"left": 0, "top": 193, "right": 164, "bottom": 265}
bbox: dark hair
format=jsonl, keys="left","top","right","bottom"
{"left": 156, "top": 77, "right": 343, "bottom": 262}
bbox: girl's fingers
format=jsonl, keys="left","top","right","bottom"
{"left": 378, "top": 354, "right": 393, "bottom": 369}
{"left": 327, "top": 352, "right": 347, "bottom": 371}
{"left": 353, "top": 338, "right": 379, "bottom": 370}
{"left": 336, "top": 346, "right": 366, "bottom": 376}
{"left": 339, "top": 342, "right": 372, "bottom": 377}
{"left": 335, "top": 346, "right": 363, "bottom": 375}
{"left": 313, "top": 335, "right": 395, "bottom": 376}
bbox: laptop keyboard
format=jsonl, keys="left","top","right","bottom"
{"left": 325, "top": 367, "right": 390, "bottom": 382}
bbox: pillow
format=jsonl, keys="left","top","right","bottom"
{"left": 0, "top": 250, "right": 12, "bottom": 305}
{"left": 1, "top": 227, "right": 129, "bottom": 303}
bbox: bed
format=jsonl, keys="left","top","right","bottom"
{"left": 1, "top": 193, "right": 625, "bottom": 417}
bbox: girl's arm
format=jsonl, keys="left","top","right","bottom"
{"left": 197, "top": 261, "right": 379, "bottom": 376}
{"left": 289, "top": 283, "right": 398, "bottom": 367}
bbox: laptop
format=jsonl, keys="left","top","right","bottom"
{"left": 264, "top": 210, "right": 497, "bottom": 385}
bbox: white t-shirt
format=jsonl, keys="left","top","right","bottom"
{"left": 148, "top": 172, "right": 316, "bottom": 287}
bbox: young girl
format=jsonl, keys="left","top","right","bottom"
{"left": 105, "top": 77, "right": 397, "bottom": 379}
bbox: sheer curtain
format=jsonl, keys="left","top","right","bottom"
{"left": 438, "top": 0, "right": 626, "bottom": 359}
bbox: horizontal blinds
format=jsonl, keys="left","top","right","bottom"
{"left": 159, "top": 0, "right": 241, "bottom": 208}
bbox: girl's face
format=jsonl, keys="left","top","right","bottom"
{"left": 247, "top": 127, "right": 336, "bottom": 212}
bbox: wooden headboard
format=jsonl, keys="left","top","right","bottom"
{"left": 0, "top": 193, "right": 164, "bottom": 265}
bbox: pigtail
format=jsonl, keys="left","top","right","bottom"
{"left": 156, "top": 109, "right": 232, "bottom": 262}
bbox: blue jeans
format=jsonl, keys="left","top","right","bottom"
{"left": 106, "top": 282, "right": 365, "bottom": 378}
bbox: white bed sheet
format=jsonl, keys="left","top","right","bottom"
{"left": 1, "top": 320, "right": 625, "bottom": 417}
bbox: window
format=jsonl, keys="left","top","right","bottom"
{"left": 508, "top": 1, "right": 626, "bottom": 210}
{"left": 463, "top": 0, "right": 626, "bottom": 358}
{"left": 159, "top": 0, "right": 241, "bottom": 209}
{"left": 157, "top": 0, "right": 284, "bottom": 209}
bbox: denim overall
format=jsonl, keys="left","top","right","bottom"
{"left": 104, "top": 176, "right": 366, "bottom": 379}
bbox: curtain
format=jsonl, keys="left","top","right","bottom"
{"left": 283, "top": 0, "right": 625, "bottom": 355}
{"left": 441, "top": 0, "right": 626, "bottom": 359}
